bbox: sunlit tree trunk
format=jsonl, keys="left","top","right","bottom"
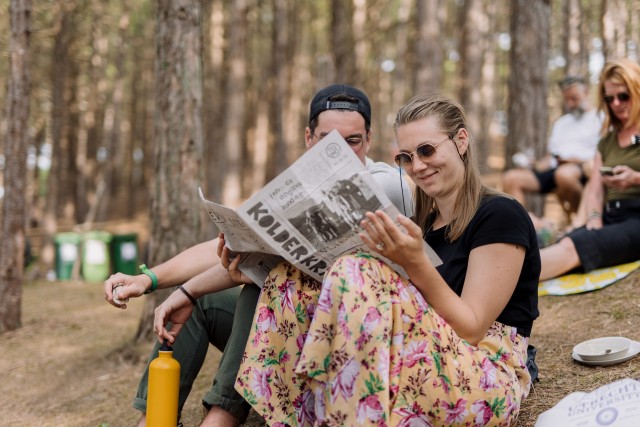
{"left": 0, "top": 0, "right": 31, "bottom": 334}
{"left": 563, "top": 0, "right": 589, "bottom": 78}
{"left": 508, "top": 0, "right": 550, "bottom": 215}
{"left": 414, "top": 0, "right": 445, "bottom": 93}
{"left": 135, "top": 0, "right": 205, "bottom": 343}
{"left": 601, "top": 0, "right": 628, "bottom": 61}
{"left": 219, "top": 0, "right": 247, "bottom": 207}
{"left": 458, "top": 0, "right": 491, "bottom": 170}
{"left": 330, "top": 0, "right": 357, "bottom": 83}
{"left": 265, "top": 0, "right": 291, "bottom": 181}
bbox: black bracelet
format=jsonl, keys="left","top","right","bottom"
{"left": 178, "top": 285, "right": 197, "bottom": 305}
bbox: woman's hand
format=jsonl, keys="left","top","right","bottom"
{"left": 103, "top": 272, "right": 151, "bottom": 309}
{"left": 153, "top": 289, "right": 194, "bottom": 344}
{"left": 359, "top": 211, "right": 427, "bottom": 268}
{"left": 216, "top": 233, "right": 252, "bottom": 284}
{"left": 602, "top": 165, "right": 640, "bottom": 190}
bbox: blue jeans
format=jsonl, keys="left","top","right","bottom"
{"left": 133, "top": 283, "right": 260, "bottom": 422}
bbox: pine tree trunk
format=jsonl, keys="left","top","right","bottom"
{"left": 135, "top": 0, "right": 205, "bottom": 343}
{"left": 0, "top": 0, "right": 31, "bottom": 334}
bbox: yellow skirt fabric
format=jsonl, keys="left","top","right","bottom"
{"left": 236, "top": 253, "right": 532, "bottom": 426}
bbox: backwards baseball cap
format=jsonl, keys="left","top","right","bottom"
{"left": 308, "top": 84, "right": 371, "bottom": 126}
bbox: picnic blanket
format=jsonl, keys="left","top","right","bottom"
{"left": 538, "top": 260, "right": 640, "bottom": 296}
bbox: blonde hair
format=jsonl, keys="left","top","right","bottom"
{"left": 597, "top": 58, "right": 640, "bottom": 133}
{"left": 393, "top": 94, "right": 500, "bottom": 241}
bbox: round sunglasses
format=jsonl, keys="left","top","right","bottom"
{"left": 394, "top": 133, "right": 455, "bottom": 169}
{"left": 603, "top": 92, "right": 630, "bottom": 104}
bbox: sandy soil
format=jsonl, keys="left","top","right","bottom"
{"left": 2, "top": 271, "right": 639, "bottom": 426}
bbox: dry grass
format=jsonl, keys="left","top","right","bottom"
{"left": 2, "top": 270, "right": 639, "bottom": 426}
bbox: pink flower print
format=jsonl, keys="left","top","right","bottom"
{"left": 345, "top": 258, "right": 366, "bottom": 289}
{"left": 471, "top": 399, "right": 493, "bottom": 425}
{"left": 441, "top": 398, "right": 468, "bottom": 424}
{"left": 404, "top": 340, "right": 431, "bottom": 368}
{"left": 296, "top": 332, "right": 308, "bottom": 353}
{"left": 296, "top": 388, "right": 316, "bottom": 426}
{"left": 306, "top": 302, "right": 316, "bottom": 319}
{"left": 278, "top": 279, "right": 296, "bottom": 313}
{"left": 356, "top": 394, "right": 385, "bottom": 424}
{"left": 377, "top": 347, "right": 390, "bottom": 380}
{"left": 331, "top": 357, "right": 361, "bottom": 403}
{"left": 252, "top": 306, "right": 276, "bottom": 346}
{"left": 479, "top": 358, "right": 498, "bottom": 391}
{"left": 313, "top": 385, "right": 326, "bottom": 423}
{"left": 316, "top": 285, "right": 333, "bottom": 313}
{"left": 363, "top": 306, "right": 382, "bottom": 334}
{"left": 251, "top": 367, "right": 273, "bottom": 400}
{"left": 392, "top": 331, "right": 404, "bottom": 346}
{"left": 395, "top": 406, "right": 433, "bottom": 427}
{"left": 338, "top": 302, "right": 351, "bottom": 338}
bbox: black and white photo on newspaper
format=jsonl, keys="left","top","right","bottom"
{"left": 199, "top": 130, "right": 441, "bottom": 284}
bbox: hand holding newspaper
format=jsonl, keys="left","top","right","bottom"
{"left": 199, "top": 130, "right": 441, "bottom": 286}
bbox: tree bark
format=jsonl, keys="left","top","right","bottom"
{"left": 601, "top": 0, "right": 628, "bottom": 61}
{"left": 135, "top": 0, "right": 205, "bottom": 343}
{"left": 508, "top": 0, "right": 550, "bottom": 216}
{"left": 414, "top": 0, "right": 445, "bottom": 93}
{"left": 0, "top": 0, "right": 31, "bottom": 334}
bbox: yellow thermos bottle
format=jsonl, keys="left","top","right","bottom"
{"left": 146, "top": 340, "right": 180, "bottom": 427}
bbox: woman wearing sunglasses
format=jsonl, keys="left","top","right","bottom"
{"left": 235, "top": 94, "right": 540, "bottom": 425}
{"left": 540, "top": 58, "right": 640, "bottom": 281}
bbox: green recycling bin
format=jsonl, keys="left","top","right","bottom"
{"left": 81, "top": 231, "right": 112, "bottom": 282}
{"left": 111, "top": 233, "right": 139, "bottom": 275}
{"left": 54, "top": 232, "right": 81, "bottom": 280}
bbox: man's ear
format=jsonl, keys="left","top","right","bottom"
{"left": 304, "top": 127, "right": 313, "bottom": 149}
{"left": 364, "top": 130, "right": 372, "bottom": 154}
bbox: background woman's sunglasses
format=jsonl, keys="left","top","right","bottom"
{"left": 394, "top": 134, "right": 454, "bottom": 169}
{"left": 603, "top": 92, "right": 630, "bottom": 104}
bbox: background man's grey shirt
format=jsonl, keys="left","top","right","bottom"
{"left": 366, "top": 157, "right": 413, "bottom": 217}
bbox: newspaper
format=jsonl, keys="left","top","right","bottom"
{"left": 199, "top": 130, "right": 441, "bottom": 286}
{"left": 534, "top": 378, "right": 640, "bottom": 426}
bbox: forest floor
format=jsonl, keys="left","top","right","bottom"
{"left": 2, "top": 269, "right": 640, "bottom": 426}
{"left": 4, "top": 190, "right": 640, "bottom": 426}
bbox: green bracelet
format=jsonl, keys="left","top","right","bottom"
{"left": 140, "top": 264, "right": 158, "bottom": 294}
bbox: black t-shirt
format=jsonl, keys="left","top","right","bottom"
{"left": 425, "top": 195, "right": 540, "bottom": 336}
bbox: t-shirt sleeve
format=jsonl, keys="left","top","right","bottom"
{"left": 467, "top": 196, "right": 534, "bottom": 251}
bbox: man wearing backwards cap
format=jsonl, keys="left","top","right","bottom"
{"left": 104, "top": 84, "right": 412, "bottom": 427}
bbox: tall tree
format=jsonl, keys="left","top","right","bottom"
{"left": 562, "top": 0, "right": 589, "bottom": 77}
{"left": 135, "top": 0, "right": 205, "bottom": 342}
{"left": 414, "top": 0, "right": 445, "bottom": 93}
{"left": 330, "top": 0, "right": 357, "bottom": 83}
{"left": 219, "top": 0, "right": 248, "bottom": 207}
{"left": 458, "top": 0, "right": 491, "bottom": 169}
{"left": 0, "top": 0, "right": 31, "bottom": 334}
{"left": 601, "top": 0, "right": 628, "bottom": 60}
{"left": 507, "top": 0, "right": 550, "bottom": 215}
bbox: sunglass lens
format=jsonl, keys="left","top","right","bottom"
{"left": 416, "top": 144, "right": 436, "bottom": 158}
{"left": 604, "top": 95, "right": 614, "bottom": 104}
{"left": 619, "top": 93, "right": 630, "bottom": 102}
{"left": 394, "top": 154, "right": 411, "bottom": 168}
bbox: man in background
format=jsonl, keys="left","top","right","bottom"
{"left": 502, "top": 76, "right": 602, "bottom": 223}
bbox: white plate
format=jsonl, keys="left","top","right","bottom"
{"left": 573, "top": 336, "right": 631, "bottom": 361}
{"left": 573, "top": 340, "right": 640, "bottom": 366}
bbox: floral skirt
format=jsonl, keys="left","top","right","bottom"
{"left": 236, "top": 253, "right": 532, "bottom": 426}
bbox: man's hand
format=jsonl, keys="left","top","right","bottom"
{"left": 103, "top": 272, "right": 152, "bottom": 309}
{"left": 153, "top": 289, "right": 195, "bottom": 344}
